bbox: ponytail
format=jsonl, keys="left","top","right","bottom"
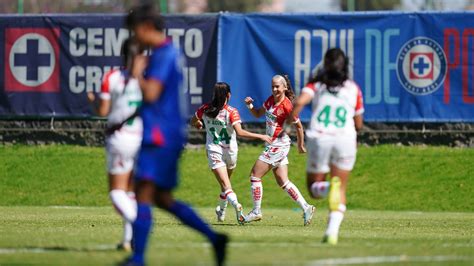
{"left": 204, "top": 82, "right": 231, "bottom": 118}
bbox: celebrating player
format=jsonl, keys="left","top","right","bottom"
{"left": 291, "top": 48, "right": 364, "bottom": 245}
{"left": 191, "top": 82, "right": 272, "bottom": 224}
{"left": 244, "top": 74, "right": 315, "bottom": 226}
{"left": 87, "top": 38, "right": 142, "bottom": 252}
{"left": 125, "top": 4, "right": 228, "bottom": 266}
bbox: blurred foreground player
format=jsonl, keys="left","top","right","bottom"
{"left": 87, "top": 38, "right": 142, "bottom": 251}
{"left": 123, "top": 4, "right": 228, "bottom": 266}
{"left": 291, "top": 48, "right": 364, "bottom": 245}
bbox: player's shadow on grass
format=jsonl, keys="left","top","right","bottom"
{"left": 0, "top": 245, "right": 118, "bottom": 253}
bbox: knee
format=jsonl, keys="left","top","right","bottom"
{"left": 154, "top": 193, "right": 174, "bottom": 210}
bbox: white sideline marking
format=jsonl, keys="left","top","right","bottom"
{"left": 307, "top": 255, "right": 471, "bottom": 265}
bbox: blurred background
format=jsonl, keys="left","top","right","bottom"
{"left": 1, "top": 0, "right": 474, "bottom": 14}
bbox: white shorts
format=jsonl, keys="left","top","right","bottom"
{"left": 105, "top": 130, "right": 141, "bottom": 175}
{"left": 306, "top": 136, "right": 357, "bottom": 173}
{"left": 258, "top": 144, "right": 290, "bottom": 168}
{"left": 207, "top": 149, "right": 238, "bottom": 170}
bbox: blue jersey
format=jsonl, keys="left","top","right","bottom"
{"left": 140, "top": 40, "right": 187, "bottom": 147}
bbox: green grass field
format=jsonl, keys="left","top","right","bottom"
{"left": 1, "top": 145, "right": 473, "bottom": 265}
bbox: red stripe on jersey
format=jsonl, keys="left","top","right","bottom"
{"left": 101, "top": 69, "right": 117, "bottom": 94}
{"left": 151, "top": 126, "right": 165, "bottom": 146}
{"left": 224, "top": 105, "right": 241, "bottom": 124}
{"left": 355, "top": 84, "right": 364, "bottom": 113}
{"left": 195, "top": 103, "right": 209, "bottom": 120}
{"left": 305, "top": 82, "right": 317, "bottom": 92}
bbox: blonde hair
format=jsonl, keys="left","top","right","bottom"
{"left": 272, "top": 74, "right": 294, "bottom": 101}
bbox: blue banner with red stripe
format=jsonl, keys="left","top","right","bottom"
{"left": 219, "top": 12, "right": 474, "bottom": 122}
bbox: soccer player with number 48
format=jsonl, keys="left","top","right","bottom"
{"left": 291, "top": 48, "right": 364, "bottom": 245}
{"left": 191, "top": 82, "right": 272, "bottom": 225}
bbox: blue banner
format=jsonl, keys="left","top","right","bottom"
{"left": 0, "top": 14, "right": 218, "bottom": 117}
{"left": 219, "top": 12, "right": 474, "bottom": 122}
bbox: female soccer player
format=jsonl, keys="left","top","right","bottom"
{"left": 244, "top": 74, "right": 315, "bottom": 226}
{"left": 191, "top": 82, "right": 272, "bottom": 224}
{"left": 125, "top": 4, "right": 227, "bottom": 266}
{"left": 291, "top": 48, "right": 364, "bottom": 245}
{"left": 87, "top": 38, "right": 142, "bottom": 251}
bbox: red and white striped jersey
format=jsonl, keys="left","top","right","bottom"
{"left": 195, "top": 104, "right": 241, "bottom": 153}
{"left": 263, "top": 96, "right": 299, "bottom": 146}
{"left": 100, "top": 69, "right": 142, "bottom": 134}
{"left": 302, "top": 80, "right": 364, "bottom": 139}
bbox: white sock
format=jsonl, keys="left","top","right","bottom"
{"left": 325, "top": 204, "right": 346, "bottom": 236}
{"left": 282, "top": 181, "right": 309, "bottom": 210}
{"left": 224, "top": 189, "right": 240, "bottom": 209}
{"left": 123, "top": 220, "right": 133, "bottom": 243}
{"left": 310, "top": 181, "right": 330, "bottom": 198}
{"left": 110, "top": 189, "right": 137, "bottom": 223}
{"left": 250, "top": 176, "right": 263, "bottom": 212}
{"left": 218, "top": 192, "right": 228, "bottom": 210}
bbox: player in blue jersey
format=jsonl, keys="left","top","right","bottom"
{"left": 123, "top": 4, "right": 228, "bottom": 266}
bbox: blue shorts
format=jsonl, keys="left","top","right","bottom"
{"left": 135, "top": 144, "right": 183, "bottom": 190}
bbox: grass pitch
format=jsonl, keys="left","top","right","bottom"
{"left": 1, "top": 145, "right": 473, "bottom": 265}
{"left": 0, "top": 206, "right": 472, "bottom": 265}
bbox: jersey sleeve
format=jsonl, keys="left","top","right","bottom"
{"left": 229, "top": 108, "right": 242, "bottom": 126}
{"left": 354, "top": 85, "right": 365, "bottom": 116}
{"left": 99, "top": 70, "right": 116, "bottom": 100}
{"left": 263, "top": 96, "right": 273, "bottom": 110}
{"left": 301, "top": 82, "right": 317, "bottom": 98}
{"left": 195, "top": 104, "right": 208, "bottom": 120}
{"left": 144, "top": 50, "right": 175, "bottom": 86}
{"left": 285, "top": 100, "right": 300, "bottom": 123}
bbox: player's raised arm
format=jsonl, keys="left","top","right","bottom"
{"left": 244, "top": 97, "right": 265, "bottom": 118}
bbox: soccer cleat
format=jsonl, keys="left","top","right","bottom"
{"left": 329, "top": 176, "right": 341, "bottom": 211}
{"left": 212, "top": 233, "right": 229, "bottom": 266}
{"left": 322, "top": 234, "right": 338, "bottom": 245}
{"left": 244, "top": 209, "right": 262, "bottom": 223}
{"left": 116, "top": 242, "right": 133, "bottom": 252}
{"left": 235, "top": 204, "right": 245, "bottom": 225}
{"left": 215, "top": 205, "right": 226, "bottom": 222}
{"left": 303, "top": 205, "right": 315, "bottom": 226}
{"left": 117, "top": 256, "right": 144, "bottom": 266}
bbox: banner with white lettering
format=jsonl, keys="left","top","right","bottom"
{"left": 0, "top": 14, "right": 217, "bottom": 117}
{"left": 219, "top": 13, "right": 474, "bottom": 122}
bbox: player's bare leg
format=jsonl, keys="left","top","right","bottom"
{"left": 245, "top": 160, "right": 271, "bottom": 222}
{"left": 109, "top": 172, "right": 137, "bottom": 251}
{"left": 212, "top": 167, "right": 244, "bottom": 224}
{"left": 274, "top": 165, "right": 315, "bottom": 226}
{"left": 323, "top": 166, "right": 350, "bottom": 245}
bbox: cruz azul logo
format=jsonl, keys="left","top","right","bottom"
{"left": 396, "top": 37, "right": 447, "bottom": 95}
{"left": 4, "top": 28, "right": 60, "bottom": 92}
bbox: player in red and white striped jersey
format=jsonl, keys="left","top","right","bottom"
{"left": 87, "top": 38, "right": 142, "bottom": 251}
{"left": 244, "top": 75, "right": 315, "bottom": 226}
{"left": 191, "top": 82, "right": 271, "bottom": 224}
{"left": 292, "top": 48, "right": 364, "bottom": 245}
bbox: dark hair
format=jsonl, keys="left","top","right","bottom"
{"left": 121, "top": 38, "right": 141, "bottom": 69}
{"left": 309, "top": 48, "right": 349, "bottom": 93}
{"left": 126, "top": 3, "right": 165, "bottom": 31}
{"left": 205, "top": 82, "right": 231, "bottom": 119}
{"left": 273, "top": 74, "right": 295, "bottom": 101}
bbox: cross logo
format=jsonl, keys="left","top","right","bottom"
{"left": 5, "top": 28, "right": 60, "bottom": 92}
{"left": 409, "top": 52, "right": 433, "bottom": 80}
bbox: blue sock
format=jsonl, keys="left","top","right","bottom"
{"left": 131, "top": 203, "right": 152, "bottom": 264}
{"left": 168, "top": 201, "right": 217, "bottom": 243}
